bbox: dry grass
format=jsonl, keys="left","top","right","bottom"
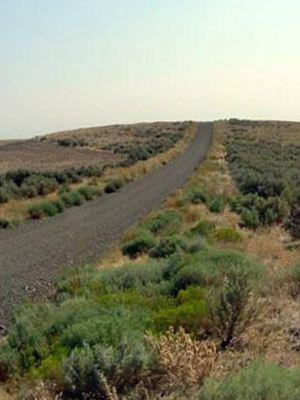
{"left": 103, "top": 120, "right": 300, "bottom": 379}
{"left": 102, "top": 122, "right": 197, "bottom": 184}
{"left": 0, "top": 122, "right": 195, "bottom": 224}
{"left": 0, "top": 388, "right": 13, "bottom": 400}
{"left": 164, "top": 121, "right": 300, "bottom": 377}
{"left": 147, "top": 328, "right": 216, "bottom": 392}
{"left": 3, "top": 120, "right": 300, "bottom": 399}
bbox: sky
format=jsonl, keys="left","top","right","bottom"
{"left": 0, "top": 0, "right": 300, "bottom": 139}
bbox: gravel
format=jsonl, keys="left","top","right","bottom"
{"left": 0, "top": 122, "right": 212, "bottom": 325}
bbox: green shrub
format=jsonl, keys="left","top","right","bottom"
{"left": 104, "top": 179, "right": 124, "bottom": 193}
{"left": 143, "top": 210, "right": 182, "bottom": 235}
{"left": 285, "top": 203, "right": 300, "bottom": 239}
{"left": 27, "top": 201, "right": 59, "bottom": 219}
{"left": 213, "top": 227, "right": 243, "bottom": 243}
{"left": 27, "top": 203, "right": 44, "bottom": 219}
{"left": 149, "top": 235, "right": 187, "bottom": 258}
{"left": 177, "top": 286, "right": 206, "bottom": 304}
{"left": 186, "top": 186, "right": 209, "bottom": 205}
{"left": 0, "top": 188, "right": 11, "bottom": 203}
{"left": 240, "top": 208, "right": 260, "bottom": 229}
{"left": 190, "top": 220, "right": 216, "bottom": 237}
{"left": 200, "top": 360, "right": 300, "bottom": 400}
{"left": 209, "top": 196, "right": 226, "bottom": 213}
{"left": 185, "top": 237, "right": 206, "bottom": 254}
{"left": 121, "top": 229, "right": 156, "bottom": 258}
{"left": 57, "top": 261, "right": 169, "bottom": 299}
{"left": 62, "top": 338, "right": 154, "bottom": 398}
{"left": 51, "top": 199, "right": 65, "bottom": 213}
{"left": 60, "top": 191, "right": 84, "bottom": 207}
{"left": 20, "top": 184, "right": 38, "bottom": 198}
{"left": 21, "top": 175, "right": 58, "bottom": 196}
{"left": 285, "top": 261, "right": 300, "bottom": 297}
{"left": 226, "top": 131, "right": 300, "bottom": 234}
{"left": 171, "top": 250, "right": 263, "bottom": 293}
{"left": 77, "top": 185, "right": 102, "bottom": 201}
{"left": 41, "top": 201, "right": 60, "bottom": 217}
{"left": 170, "top": 250, "right": 265, "bottom": 347}
{"left": 154, "top": 299, "right": 207, "bottom": 333}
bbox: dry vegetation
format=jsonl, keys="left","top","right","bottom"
{"left": 0, "top": 141, "right": 121, "bottom": 174}
{"left": 0, "top": 121, "right": 193, "bottom": 225}
{"left": 0, "top": 122, "right": 188, "bottom": 174}
{"left": 1, "top": 120, "right": 300, "bottom": 399}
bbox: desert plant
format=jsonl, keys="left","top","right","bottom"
{"left": 208, "top": 196, "right": 226, "bottom": 213}
{"left": 285, "top": 261, "right": 300, "bottom": 297}
{"left": 199, "top": 360, "right": 300, "bottom": 400}
{"left": 186, "top": 186, "right": 209, "bottom": 205}
{"left": 77, "top": 185, "right": 102, "bottom": 201}
{"left": 213, "top": 227, "right": 243, "bottom": 243}
{"left": 155, "top": 302, "right": 206, "bottom": 333}
{"left": 190, "top": 220, "right": 216, "bottom": 237}
{"left": 27, "top": 201, "right": 59, "bottom": 219}
{"left": 143, "top": 210, "right": 182, "bottom": 235}
{"left": 147, "top": 328, "right": 216, "bottom": 391}
{"left": 149, "top": 235, "right": 188, "bottom": 258}
{"left": 170, "top": 250, "right": 264, "bottom": 348}
{"left": 240, "top": 208, "right": 260, "bottom": 229}
{"left": 285, "top": 202, "right": 300, "bottom": 239}
{"left": 61, "top": 339, "right": 154, "bottom": 399}
{"left": 60, "top": 191, "right": 84, "bottom": 207}
{"left": 121, "top": 229, "right": 156, "bottom": 258}
{"left": 0, "top": 187, "right": 11, "bottom": 203}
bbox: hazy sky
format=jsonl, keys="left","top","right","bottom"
{"left": 1, "top": 0, "right": 300, "bottom": 138}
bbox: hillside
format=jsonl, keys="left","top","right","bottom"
{"left": 0, "top": 122, "right": 191, "bottom": 226}
{"left": 0, "top": 120, "right": 300, "bottom": 399}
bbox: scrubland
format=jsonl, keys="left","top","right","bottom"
{"left": 0, "top": 122, "right": 192, "bottom": 227}
{"left": 0, "top": 120, "right": 299, "bottom": 399}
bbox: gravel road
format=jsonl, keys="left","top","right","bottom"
{"left": 0, "top": 122, "right": 212, "bottom": 325}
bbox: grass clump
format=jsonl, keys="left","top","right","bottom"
{"left": 60, "top": 191, "right": 84, "bottom": 207}
{"left": 143, "top": 209, "right": 183, "bottom": 235}
{"left": 185, "top": 186, "right": 209, "bottom": 205}
{"left": 121, "top": 229, "right": 156, "bottom": 258}
{"left": 0, "top": 187, "right": 11, "bottom": 203}
{"left": 200, "top": 360, "right": 300, "bottom": 400}
{"left": 149, "top": 234, "right": 188, "bottom": 258}
{"left": 27, "top": 200, "right": 61, "bottom": 219}
{"left": 77, "top": 185, "right": 102, "bottom": 200}
{"left": 284, "top": 261, "right": 300, "bottom": 297}
{"left": 213, "top": 227, "right": 243, "bottom": 243}
{"left": 208, "top": 196, "right": 226, "bottom": 213}
{"left": 190, "top": 220, "right": 216, "bottom": 237}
